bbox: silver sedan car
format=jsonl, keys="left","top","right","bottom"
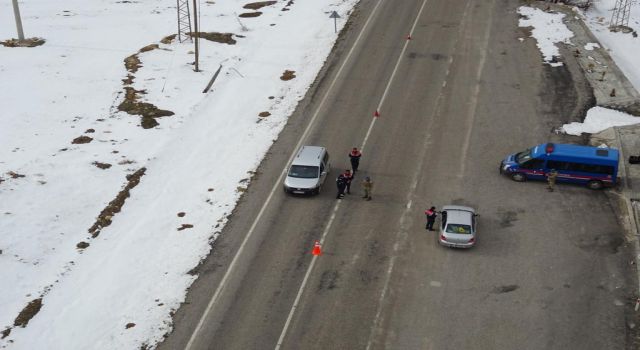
{"left": 438, "top": 205, "right": 477, "bottom": 248}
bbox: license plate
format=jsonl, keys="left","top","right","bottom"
{"left": 293, "top": 190, "right": 304, "bottom": 194}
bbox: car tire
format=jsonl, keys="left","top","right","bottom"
{"left": 587, "top": 180, "right": 603, "bottom": 190}
{"left": 511, "top": 173, "right": 526, "bottom": 182}
{"left": 315, "top": 185, "right": 321, "bottom": 195}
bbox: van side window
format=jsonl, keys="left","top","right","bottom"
{"left": 323, "top": 152, "right": 329, "bottom": 165}
{"left": 547, "top": 160, "right": 568, "bottom": 170}
{"left": 520, "top": 158, "right": 545, "bottom": 169}
{"left": 320, "top": 162, "right": 325, "bottom": 173}
{"left": 548, "top": 160, "right": 614, "bottom": 175}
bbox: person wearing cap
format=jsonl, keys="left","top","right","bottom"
{"left": 336, "top": 173, "right": 347, "bottom": 199}
{"left": 362, "top": 176, "right": 373, "bottom": 201}
{"left": 425, "top": 206, "right": 438, "bottom": 231}
{"left": 343, "top": 169, "right": 354, "bottom": 194}
{"left": 349, "top": 147, "right": 362, "bottom": 174}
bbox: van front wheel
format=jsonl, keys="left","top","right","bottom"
{"left": 587, "top": 180, "right": 603, "bottom": 190}
{"left": 511, "top": 173, "right": 526, "bottom": 182}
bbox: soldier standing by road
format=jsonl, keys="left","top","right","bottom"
{"left": 336, "top": 173, "right": 347, "bottom": 199}
{"left": 349, "top": 147, "right": 362, "bottom": 174}
{"left": 362, "top": 176, "right": 373, "bottom": 201}
{"left": 547, "top": 169, "right": 558, "bottom": 192}
{"left": 343, "top": 169, "right": 354, "bottom": 194}
{"left": 425, "top": 206, "right": 438, "bottom": 231}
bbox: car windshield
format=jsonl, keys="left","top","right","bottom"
{"left": 446, "top": 223, "right": 472, "bottom": 234}
{"left": 288, "top": 165, "right": 319, "bottom": 179}
{"left": 515, "top": 148, "right": 533, "bottom": 164}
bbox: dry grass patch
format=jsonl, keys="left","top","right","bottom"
{"left": 14, "top": 298, "right": 42, "bottom": 328}
{"left": 71, "top": 135, "right": 93, "bottom": 144}
{"left": 280, "top": 70, "right": 296, "bottom": 81}
{"left": 243, "top": 1, "right": 276, "bottom": 10}
{"left": 191, "top": 32, "right": 237, "bottom": 44}
{"left": 239, "top": 12, "right": 262, "bottom": 18}
{"left": 88, "top": 168, "right": 146, "bottom": 237}
{"left": 1, "top": 37, "right": 45, "bottom": 47}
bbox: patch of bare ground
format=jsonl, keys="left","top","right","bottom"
{"left": 119, "top": 43, "right": 175, "bottom": 128}
{"left": 239, "top": 12, "right": 262, "bottom": 18}
{"left": 118, "top": 87, "right": 174, "bottom": 129}
{"left": 72, "top": 135, "right": 93, "bottom": 144}
{"left": 88, "top": 167, "right": 146, "bottom": 237}
{"left": 76, "top": 241, "right": 90, "bottom": 249}
{"left": 139, "top": 44, "right": 158, "bottom": 53}
{"left": 258, "top": 111, "right": 271, "bottom": 118}
{"left": 282, "top": 0, "right": 294, "bottom": 11}
{"left": 178, "top": 224, "right": 194, "bottom": 231}
{"left": 124, "top": 54, "right": 142, "bottom": 73}
{"left": 1, "top": 328, "right": 10, "bottom": 339}
{"left": 161, "top": 34, "right": 177, "bottom": 44}
{"left": 125, "top": 322, "right": 136, "bottom": 329}
{"left": 14, "top": 298, "right": 43, "bottom": 328}
{"left": 93, "top": 162, "right": 112, "bottom": 169}
{"left": 7, "top": 171, "right": 25, "bottom": 179}
{"left": 280, "top": 70, "right": 296, "bottom": 81}
{"left": 1, "top": 37, "right": 45, "bottom": 47}
{"left": 190, "top": 32, "right": 237, "bottom": 44}
{"left": 243, "top": 1, "right": 277, "bottom": 10}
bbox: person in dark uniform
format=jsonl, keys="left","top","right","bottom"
{"left": 349, "top": 147, "right": 362, "bottom": 173}
{"left": 343, "top": 169, "right": 354, "bottom": 194}
{"left": 425, "top": 206, "right": 438, "bottom": 231}
{"left": 336, "top": 173, "right": 347, "bottom": 199}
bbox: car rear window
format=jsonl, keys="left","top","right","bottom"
{"left": 446, "top": 224, "right": 471, "bottom": 234}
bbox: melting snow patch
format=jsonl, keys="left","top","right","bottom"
{"left": 518, "top": 6, "right": 574, "bottom": 66}
{"left": 562, "top": 106, "right": 640, "bottom": 135}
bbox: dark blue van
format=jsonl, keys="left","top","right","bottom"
{"left": 500, "top": 143, "right": 619, "bottom": 190}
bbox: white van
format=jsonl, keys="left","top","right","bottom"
{"left": 283, "top": 146, "right": 330, "bottom": 195}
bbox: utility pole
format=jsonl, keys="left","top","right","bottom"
{"left": 610, "top": 0, "right": 632, "bottom": 30}
{"left": 192, "top": 0, "right": 199, "bottom": 72}
{"left": 176, "top": 0, "right": 192, "bottom": 43}
{"left": 12, "top": 0, "right": 25, "bottom": 41}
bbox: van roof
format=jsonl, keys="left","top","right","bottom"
{"left": 292, "top": 146, "right": 326, "bottom": 166}
{"left": 532, "top": 143, "right": 619, "bottom": 162}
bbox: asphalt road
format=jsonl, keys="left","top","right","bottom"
{"left": 160, "top": 0, "right": 638, "bottom": 349}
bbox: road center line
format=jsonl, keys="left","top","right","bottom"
{"left": 276, "top": 0, "right": 430, "bottom": 348}
{"left": 184, "top": 0, "right": 390, "bottom": 349}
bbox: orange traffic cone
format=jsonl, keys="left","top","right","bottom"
{"left": 312, "top": 241, "right": 322, "bottom": 256}
{"left": 373, "top": 110, "right": 380, "bottom": 118}
{"left": 406, "top": 34, "right": 412, "bottom": 40}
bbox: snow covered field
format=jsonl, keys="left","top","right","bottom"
{"left": 517, "top": 1, "right": 640, "bottom": 135}
{"left": 0, "top": 0, "right": 357, "bottom": 348}
{"left": 1, "top": 0, "right": 639, "bottom": 349}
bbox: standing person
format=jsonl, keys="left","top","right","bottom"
{"left": 425, "top": 206, "right": 438, "bottom": 231}
{"left": 336, "top": 173, "right": 347, "bottom": 199}
{"left": 547, "top": 169, "right": 558, "bottom": 192}
{"left": 349, "top": 147, "right": 362, "bottom": 174}
{"left": 343, "top": 169, "right": 354, "bottom": 194}
{"left": 362, "top": 176, "right": 373, "bottom": 201}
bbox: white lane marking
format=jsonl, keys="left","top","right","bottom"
{"left": 361, "top": 0, "right": 429, "bottom": 150}
{"left": 274, "top": 203, "right": 341, "bottom": 349}
{"left": 275, "top": 0, "right": 392, "bottom": 347}
{"left": 365, "top": 0, "right": 478, "bottom": 348}
{"left": 183, "top": 0, "right": 390, "bottom": 348}
{"left": 457, "top": 0, "right": 494, "bottom": 178}
{"left": 429, "top": 281, "right": 442, "bottom": 287}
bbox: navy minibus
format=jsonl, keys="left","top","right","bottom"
{"left": 500, "top": 143, "right": 619, "bottom": 190}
